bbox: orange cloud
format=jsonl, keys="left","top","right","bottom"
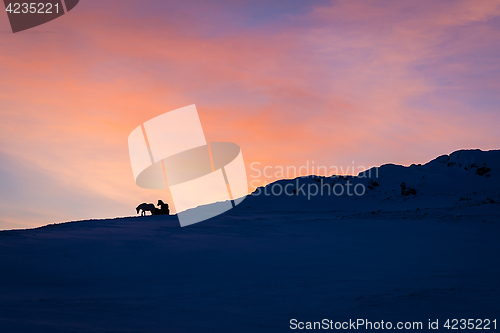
{"left": 0, "top": 0, "right": 499, "bottom": 228}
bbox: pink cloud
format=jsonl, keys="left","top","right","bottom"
{"left": 0, "top": 0, "right": 499, "bottom": 228}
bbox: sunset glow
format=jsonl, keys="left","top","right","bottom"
{"left": 1, "top": 0, "right": 499, "bottom": 229}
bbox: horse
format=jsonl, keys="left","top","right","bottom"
{"left": 136, "top": 203, "right": 156, "bottom": 216}
{"left": 155, "top": 200, "right": 170, "bottom": 215}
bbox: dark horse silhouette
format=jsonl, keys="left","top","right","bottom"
{"left": 154, "top": 200, "right": 170, "bottom": 215}
{"left": 136, "top": 203, "right": 155, "bottom": 216}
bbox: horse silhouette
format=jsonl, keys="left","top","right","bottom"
{"left": 136, "top": 203, "right": 156, "bottom": 216}
{"left": 155, "top": 200, "right": 170, "bottom": 215}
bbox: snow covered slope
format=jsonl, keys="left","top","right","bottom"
{"left": 242, "top": 149, "right": 500, "bottom": 218}
{"left": 0, "top": 149, "right": 498, "bottom": 332}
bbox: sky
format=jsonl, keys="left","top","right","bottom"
{"left": 0, "top": 0, "right": 499, "bottom": 229}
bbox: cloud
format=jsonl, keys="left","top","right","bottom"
{"left": 0, "top": 0, "right": 499, "bottom": 227}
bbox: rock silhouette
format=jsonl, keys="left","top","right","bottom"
{"left": 155, "top": 200, "right": 170, "bottom": 215}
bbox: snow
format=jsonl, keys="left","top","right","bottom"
{"left": 0, "top": 149, "right": 499, "bottom": 332}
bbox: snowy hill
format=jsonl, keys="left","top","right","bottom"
{"left": 240, "top": 149, "right": 500, "bottom": 221}
{"left": 0, "top": 149, "right": 498, "bottom": 332}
